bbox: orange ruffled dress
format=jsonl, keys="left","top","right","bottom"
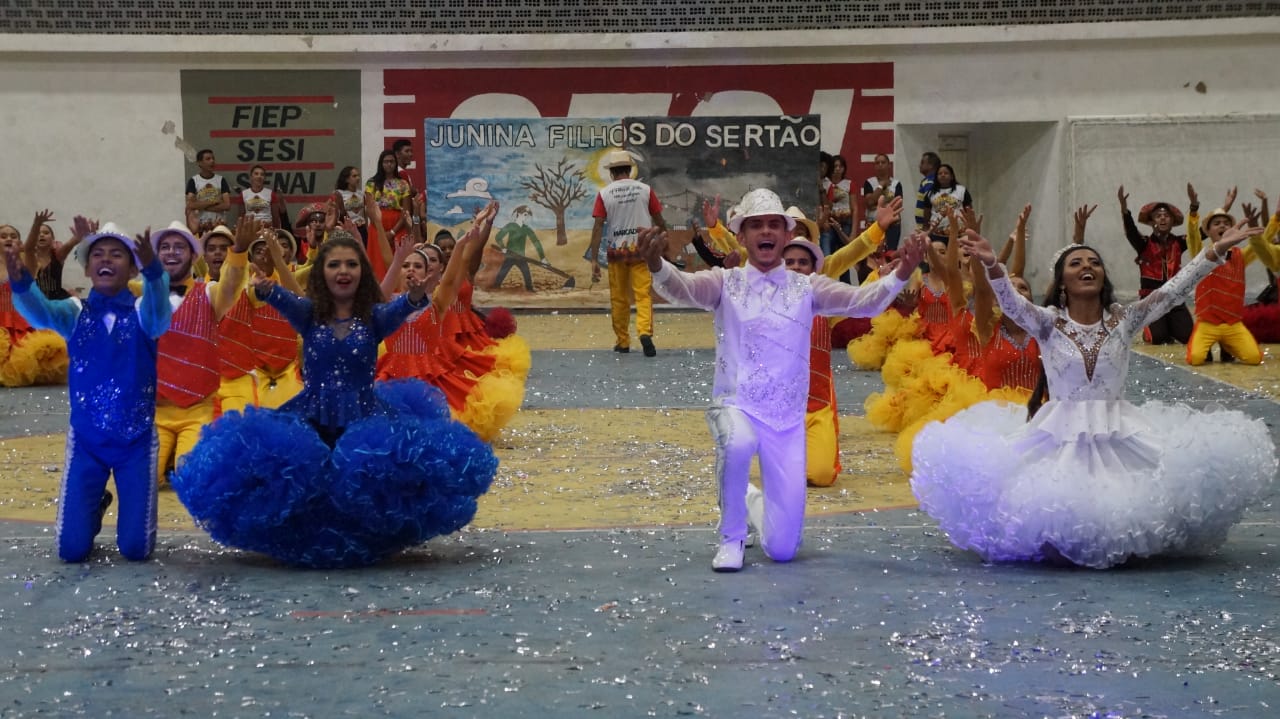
{"left": 0, "top": 282, "right": 68, "bottom": 387}
{"left": 377, "top": 281, "right": 529, "bottom": 441}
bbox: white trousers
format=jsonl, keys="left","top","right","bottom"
{"left": 706, "top": 405, "right": 806, "bottom": 562}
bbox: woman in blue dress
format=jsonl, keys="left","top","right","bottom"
{"left": 173, "top": 230, "right": 498, "bottom": 568}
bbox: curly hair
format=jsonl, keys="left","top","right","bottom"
{"left": 306, "top": 234, "right": 380, "bottom": 325}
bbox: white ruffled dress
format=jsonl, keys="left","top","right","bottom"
{"left": 911, "top": 248, "right": 1277, "bottom": 568}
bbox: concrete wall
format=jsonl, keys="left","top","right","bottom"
{"left": 1, "top": 17, "right": 1277, "bottom": 296}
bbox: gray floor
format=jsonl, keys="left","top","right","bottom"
{"left": 1, "top": 349, "right": 1277, "bottom": 718}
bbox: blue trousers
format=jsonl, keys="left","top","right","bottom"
{"left": 57, "top": 427, "right": 158, "bottom": 562}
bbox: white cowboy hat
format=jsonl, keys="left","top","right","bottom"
{"left": 151, "top": 220, "right": 201, "bottom": 255}
{"left": 783, "top": 238, "right": 825, "bottom": 273}
{"left": 728, "top": 189, "right": 796, "bottom": 234}
{"left": 75, "top": 222, "right": 142, "bottom": 268}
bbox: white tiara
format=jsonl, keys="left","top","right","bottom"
{"left": 1051, "top": 243, "right": 1088, "bottom": 268}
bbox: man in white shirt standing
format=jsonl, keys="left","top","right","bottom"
{"left": 587, "top": 150, "right": 667, "bottom": 356}
{"left": 185, "top": 149, "right": 232, "bottom": 231}
{"left": 640, "top": 188, "right": 926, "bottom": 572}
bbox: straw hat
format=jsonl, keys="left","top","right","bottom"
{"left": 727, "top": 189, "right": 796, "bottom": 234}
{"left": 75, "top": 222, "right": 141, "bottom": 268}
{"left": 202, "top": 224, "right": 235, "bottom": 246}
{"left": 250, "top": 228, "right": 297, "bottom": 258}
{"left": 1199, "top": 207, "right": 1236, "bottom": 234}
{"left": 603, "top": 150, "right": 635, "bottom": 169}
{"left": 784, "top": 206, "right": 821, "bottom": 244}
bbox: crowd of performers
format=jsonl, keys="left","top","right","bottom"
{"left": 1, "top": 196, "right": 528, "bottom": 568}
{"left": 680, "top": 181, "right": 1277, "bottom": 571}
{"left": 2, "top": 154, "right": 1279, "bottom": 571}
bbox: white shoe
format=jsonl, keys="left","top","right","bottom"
{"left": 712, "top": 540, "right": 744, "bottom": 572}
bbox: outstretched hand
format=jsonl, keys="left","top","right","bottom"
{"left": 32, "top": 209, "right": 55, "bottom": 233}
{"left": 957, "top": 229, "right": 997, "bottom": 270}
{"left": 250, "top": 264, "right": 276, "bottom": 296}
{"left": 874, "top": 195, "right": 904, "bottom": 231}
{"left": 701, "top": 195, "right": 722, "bottom": 228}
{"left": 70, "top": 216, "right": 98, "bottom": 243}
{"left": 134, "top": 228, "right": 154, "bottom": 267}
{"left": 404, "top": 267, "right": 428, "bottom": 305}
{"left": 637, "top": 225, "right": 668, "bottom": 272}
{"left": 232, "top": 215, "right": 259, "bottom": 253}
{"left": 1117, "top": 185, "right": 1129, "bottom": 212}
{"left": 1213, "top": 219, "right": 1263, "bottom": 256}
{"left": 892, "top": 232, "right": 927, "bottom": 281}
{"left": 3, "top": 246, "right": 26, "bottom": 280}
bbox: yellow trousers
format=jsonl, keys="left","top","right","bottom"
{"left": 607, "top": 260, "right": 653, "bottom": 349}
{"left": 257, "top": 362, "right": 304, "bottom": 409}
{"left": 216, "top": 373, "right": 259, "bottom": 417}
{"left": 1186, "top": 321, "right": 1262, "bottom": 366}
{"left": 804, "top": 404, "right": 841, "bottom": 487}
{"left": 155, "top": 397, "right": 216, "bottom": 485}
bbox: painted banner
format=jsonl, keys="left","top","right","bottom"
{"left": 424, "top": 115, "right": 819, "bottom": 295}
{"left": 386, "top": 63, "right": 891, "bottom": 303}
{"left": 179, "top": 70, "right": 361, "bottom": 225}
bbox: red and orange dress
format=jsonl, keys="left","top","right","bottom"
{"left": 0, "top": 280, "right": 67, "bottom": 386}
{"left": 377, "top": 280, "right": 529, "bottom": 442}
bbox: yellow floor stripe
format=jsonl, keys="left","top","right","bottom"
{"left": 0, "top": 412, "right": 915, "bottom": 529}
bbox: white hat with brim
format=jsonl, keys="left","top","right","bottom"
{"left": 152, "top": 220, "right": 201, "bottom": 255}
{"left": 727, "top": 189, "right": 796, "bottom": 234}
{"left": 604, "top": 149, "right": 635, "bottom": 169}
{"left": 783, "top": 238, "right": 825, "bottom": 273}
{"left": 75, "top": 223, "right": 142, "bottom": 269}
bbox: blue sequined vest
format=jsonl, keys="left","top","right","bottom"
{"left": 68, "top": 301, "right": 158, "bottom": 442}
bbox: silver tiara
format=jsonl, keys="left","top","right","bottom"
{"left": 1051, "top": 243, "right": 1088, "bottom": 268}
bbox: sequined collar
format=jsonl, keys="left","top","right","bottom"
{"left": 1054, "top": 308, "right": 1122, "bottom": 381}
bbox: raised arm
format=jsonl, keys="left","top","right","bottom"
{"left": 380, "top": 230, "right": 416, "bottom": 301}
{"left": 210, "top": 216, "right": 256, "bottom": 320}
{"left": 266, "top": 230, "right": 305, "bottom": 297}
{"left": 1134, "top": 221, "right": 1264, "bottom": 325}
{"left": 466, "top": 202, "right": 497, "bottom": 280}
{"left": 1009, "top": 203, "right": 1030, "bottom": 279}
{"left": 813, "top": 232, "right": 924, "bottom": 317}
{"left": 824, "top": 196, "right": 901, "bottom": 279}
{"left": 20, "top": 209, "right": 55, "bottom": 275}
{"left": 1186, "top": 183, "right": 1204, "bottom": 255}
{"left": 1244, "top": 204, "right": 1280, "bottom": 271}
{"left": 6, "top": 246, "right": 80, "bottom": 337}
{"left": 1072, "top": 203, "right": 1096, "bottom": 246}
{"left": 133, "top": 229, "right": 173, "bottom": 339}
{"left": 641, "top": 226, "right": 723, "bottom": 311}
{"left": 1119, "top": 185, "right": 1146, "bottom": 254}
{"left": 958, "top": 230, "right": 1056, "bottom": 340}
{"left": 941, "top": 209, "right": 967, "bottom": 315}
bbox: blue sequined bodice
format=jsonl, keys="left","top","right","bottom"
{"left": 282, "top": 320, "right": 384, "bottom": 429}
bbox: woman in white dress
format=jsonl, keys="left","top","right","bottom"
{"left": 910, "top": 223, "right": 1276, "bottom": 568}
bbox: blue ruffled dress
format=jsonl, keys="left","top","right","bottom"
{"left": 173, "top": 286, "right": 498, "bottom": 568}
